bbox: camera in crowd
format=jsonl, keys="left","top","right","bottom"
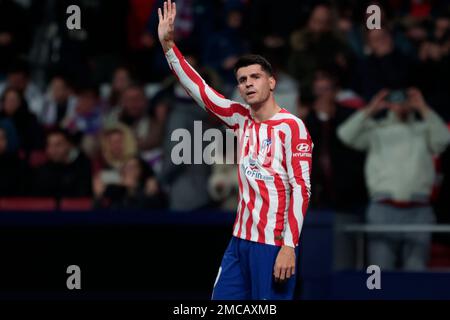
{"left": 386, "top": 90, "right": 407, "bottom": 104}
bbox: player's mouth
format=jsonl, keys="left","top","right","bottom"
{"left": 246, "top": 91, "right": 256, "bottom": 98}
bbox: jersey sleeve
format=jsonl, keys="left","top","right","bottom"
{"left": 283, "top": 119, "right": 313, "bottom": 248}
{"left": 165, "top": 45, "right": 250, "bottom": 130}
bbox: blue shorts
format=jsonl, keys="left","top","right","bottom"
{"left": 211, "top": 236, "right": 299, "bottom": 300}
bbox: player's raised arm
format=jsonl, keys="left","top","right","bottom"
{"left": 157, "top": 0, "right": 249, "bottom": 129}
{"left": 157, "top": 0, "right": 176, "bottom": 53}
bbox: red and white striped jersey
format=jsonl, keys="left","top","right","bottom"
{"left": 165, "top": 46, "right": 313, "bottom": 248}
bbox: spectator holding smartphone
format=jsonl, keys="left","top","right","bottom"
{"left": 337, "top": 88, "right": 450, "bottom": 271}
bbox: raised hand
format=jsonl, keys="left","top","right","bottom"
{"left": 365, "top": 89, "right": 389, "bottom": 117}
{"left": 406, "top": 87, "right": 430, "bottom": 117}
{"left": 158, "top": 0, "right": 176, "bottom": 52}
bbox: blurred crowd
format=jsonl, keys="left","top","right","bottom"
{"left": 0, "top": 0, "right": 449, "bottom": 238}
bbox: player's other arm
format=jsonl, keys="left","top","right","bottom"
{"left": 273, "top": 119, "right": 312, "bottom": 282}
{"left": 284, "top": 124, "right": 312, "bottom": 249}
{"left": 157, "top": 0, "right": 248, "bottom": 129}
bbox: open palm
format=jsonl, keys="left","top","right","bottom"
{"left": 158, "top": 0, "right": 176, "bottom": 48}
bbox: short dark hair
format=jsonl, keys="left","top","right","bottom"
{"left": 76, "top": 84, "right": 99, "bottom": 98}
{"left": 1, "top": 87, "right": 28, "bottom": 111}
{"left": 46, "top": 127, "right": 74, "bottom": 144}
{"left": 314, "top": 68, "right": 340, "bottom": 87}
{"left": 233, "top": 54, "right": 273, "bottom": 77}
{"left": 50, "top": 74, "right": 71, "bottom": 87}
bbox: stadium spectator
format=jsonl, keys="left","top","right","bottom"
{"left": 157, "top": 54, "right": 213, "bottom": 211}
{"left": 63, "top": 85, "right": 103, "bottom": 157}
{"left": 126, "top": 0, "right": 158, "bottom": 83}
{"left": 414, "top": 18, "right": 450, "bottom": 121}
{"left": 248, "top": 0, "right": 302, "bottom": 54}
{"left": 0, "top": 124, "right": 29, "bottom": 196}
{"left": 0, "top": 87, "right": 45, "bottom": 156}
{"left": 337, "top": 88, "right": 450, "bottom": 270}
{"left": 92, "top": 124, "right": 137, "bottom": 197}
{"left": 303, "top": 70, "right": 367, "bottom": 270}
{"left": 207, "top": 130, "right": 239, "bottom": 211}
{"left": 0, "top": 61, "right": 44, "bottom": 117}
{"left": 39, "top": 75, "right": 77, "bottom": 129}
{"left": 83, "top": 1, "right": 129, "bottom": 84}
{"left": 103, "top": 85, "right": 152, "bottom": 151}
{"left": 352, "top": 28, "right": 414, "bottom": 101}
{"left": 144, "top": 0, "right": 218, "bottom": 82}
{"left": 335, "top": 2, "right": 366, "bottom": 60}
{"left": 288, "top": 3, "right": 352, "bottom": 91}
{"left": 94, "top": 156, "right": 166, "bottom": 210}
{"left": 32, "top": 128, "right": 92, "bottom": 198}
{"left": 106, "top": 66, "right": 134, "bottom": 111}
{"left": 203, "top": 6, "right": 249, "bottom": 94}
{"left": 138, "top": 95, "right": 170, "bottom": 173}
{"left": 305, "top": 70, "right": 367, "bottom": 210}
{"left": 64, "top": 85, "right": 102, "bottom": 134}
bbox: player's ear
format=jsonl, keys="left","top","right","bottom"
{"left": 269, "top": 76, "right": 276, "bottom": 92}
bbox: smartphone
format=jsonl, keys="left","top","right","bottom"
{"left": 386, "top": 90, "right": 407, "bottom": 104}
{"left": 100, "top": 170, "right": 121, "bottom": 185}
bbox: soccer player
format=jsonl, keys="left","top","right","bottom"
{"left": 158, "top": 0, "right": 313, "bottom": 300}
